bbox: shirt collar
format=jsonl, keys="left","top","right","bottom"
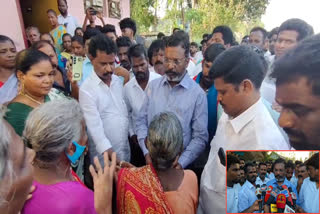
{"left": 244, "top": 180, "right": 256, "bottom": 190}
{"left": 84, "top": 56, "right": 91, "bottom": 64}
{"left": 229, "top": 98, "right": 263, "bottom": 134}
{"left": 161, "top": 72, "right": 191, "bottom": 89}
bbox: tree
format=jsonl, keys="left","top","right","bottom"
{"left": 130, "top": 0, "right": 157, "bottom": 32}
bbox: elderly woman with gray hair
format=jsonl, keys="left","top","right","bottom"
{"left": 117, "top": 112, "right": 199, "bottom": 213}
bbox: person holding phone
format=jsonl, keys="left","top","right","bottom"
{"left": 82, "top": 7, "right": 105, "bottom": 33}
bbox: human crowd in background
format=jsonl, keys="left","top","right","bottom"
{"left": 227, "top": 153, "right": 319, "bottom": 213}
{"left": 0, "top": 0, "right": 320, "bottom": 213}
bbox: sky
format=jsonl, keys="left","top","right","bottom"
{"left": 261, "top": 0, "right": 320, "bottom": 33}
{"left": 275, "top": 151, "right": 313, "bottom": 161}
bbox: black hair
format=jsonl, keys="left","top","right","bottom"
{"left": 212, "top": 25, "right": 234, "bottom": 45}
{"left": 57, "top": 0, "right": 67, "bottom": 5}
{"left": 116, "top": 36, "right": 132, "bottom": 48}
{"left": 204, "top": 43, "right": 225, "bottom": 63}
{"left": 295, "top": 160, "right": 303, "bottom": 165}
{"left": 259, "top": 162, "right": 267, "bottom": 168}
{"left": 271, "top": 34, "right": 320, "bottom": 96}
{"left": 101, "top": 24, "right": 116, "bottom": 34}
{"left": 31, "top": 40, "right": 56, "bottom": 54}
{"left": 166, "top": 30, "right": 190, "bottom": 57}
{"left": 190, "top": 42, "right": 198, "bottom": 48}
{"left": 62, "top": 33, "right": 72, "bottom": 40}
{"left": 201, "top": 39, "right": 207, "bottom": 45}
{"left": 242, "top": 35, "right": 249, "bottom": 40}
{"left": 83, "top": 28, "right": 101, "bottom": 44}
{"left": 128, "top": 44, "right": 147, "bottom": 61}
{"left": 148, "top": 39, "right": 165, "bottom": 66}
{"left": 278, "top": 18, "right": 314, "bottom": 41}
{"left": 157, "top": 32, "right": 165, "bottom": 39}
{"left": 47, "top": 9, "right": 57, "bottom": 17}
{"left": 203, "top": 33, "right": 209, "bottom": 39}
{"left": 41, "top": 33, "right": 55, "bottom": 44}
{"left": 88, "top": 34, "right": 117, "bottom": 58}
{"left": 250, "top": 27, "right": 268, "bottom": 41}
{"left": 305, "top": 153, "right": 319, "bottom": 170}
{"left": 272, "top": 158, "right": 286, "bottom": 171}
{"left": 244, "top": 162, "right": 255, "bottom": 174}
{"left": 119, "top": 18, "right": 137, "bottom": 36}
{"left": 15, "top": 49, "right": 51, "bottom": 74}
{"left": 227, "top": 154, "right": 240, "bottom": 171}
{"left": 286, "top": 160, "right": 295, "bottom": 169}
{"left": 240, "top": 158, "right": 245, "bottom": 162}
{"left": 268, "top": 27, "right": 279, "bottom": 39}
{"left": 172, "top": 28, "right": 181, "bottom": 33}
{"left": 0, "top": 35, "right": 15, "bottom": 46}
{"left": 210, "top": 45, "right": 265, "bottom": 90}
{"left": 71, "top": 35, "right": 84, "bottom": 46}
{"left": 74, "top": 27, "right": 83, "bottom": 35}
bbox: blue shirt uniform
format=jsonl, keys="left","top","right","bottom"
{"left": 299, "top": 177, "right": 319, "bottom": 213}
{"left": 238, "top": 180, "right": 258, "bottom": 213}
{"left": 266, "top": 178, "right": 300, "bottom": 205}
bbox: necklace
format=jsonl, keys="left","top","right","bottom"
{"left": 22, "top": 93, "right": 44, "bottom": 105}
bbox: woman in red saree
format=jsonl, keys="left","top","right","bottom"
{"left": 117, "top": 112, "right": 198, "bottom": 214}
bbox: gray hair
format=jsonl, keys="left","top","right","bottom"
{"left": 0, "top": 105, "right": 14, "bottom": 204}
{"left": 26, "top": 26, "right": 40, "bottom": 34}
{"left": 147, "top": 112, "right": 183, "bottom": 170}
{"left": 23, "top": 99, "right": 84, "bottom": 167}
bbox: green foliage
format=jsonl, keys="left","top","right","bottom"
{"left": 130, "top": 0, "right": 156, "bottom": 32}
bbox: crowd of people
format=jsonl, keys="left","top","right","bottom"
{"left": 0, "top": 0, "right": 320, "bottom": 213}
{"left": 227, "top": 153, "right": 319, "bottom": 213}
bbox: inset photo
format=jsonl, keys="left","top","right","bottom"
{"left": 226, "top": 151, "right": 319, "bottom": 213}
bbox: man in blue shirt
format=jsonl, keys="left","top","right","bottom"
{"left": 136, "top": 31, "right": 208, "bottom": 169}
{"left": 266, "top": 158, "right": 299, "bottom": 205}
{"left": 238, "top": 162, "right": 261, "bottom": 213}
{"left": 227, "top": 154, "right": 241, "bottom": 213}
{"left": 298, "top": 153, "right": 319, "bottom": 213}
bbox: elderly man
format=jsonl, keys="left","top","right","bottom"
{"left": 136, "top": 31, "right": 208, "bottom": 169}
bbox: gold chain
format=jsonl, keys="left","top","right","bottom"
{"left": 22, "top": 93, "right": 43, "bottom": 105}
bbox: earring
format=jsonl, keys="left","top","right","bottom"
{"left": 19, "top": 81, "right": 25, "bottom": 95}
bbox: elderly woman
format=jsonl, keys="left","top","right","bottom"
{"left": 117, "top": 112, "right": 198, "bottom": 213}
{"left": 0, "top": 106, "right": 35, "bottom": 214}
{"left": 21, "top": 99, "right": 97, "bottom": 214}
{"left": 5, "top": 49, "right": 53, "bottom": 136}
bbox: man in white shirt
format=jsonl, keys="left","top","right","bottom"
{"left": 79, "top": 34, "right": 130, "bottom": 165}
{"left": 256, "top": 162, "right": 270, "bottom": 186}
{"left": 116, "top": 36, "right": 133, "bottom": 78}
{"left": 124, "top": 44, "right": 160, "bottom": 166}
{"left": 198, "top": 45, "right": 289, "bottom": 214}
{"left": 57, "top": 0, "right": 79, "bottom": 36}
{"left": 227, "top": 154, "right": 241, "bottom": 213}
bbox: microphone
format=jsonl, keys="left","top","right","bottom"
{"left": 255, "top": 184, "right": 262, "bottom": 212}
{"left": 288, "top": 187, "right": 297, "bottom": 208}
{"left": 261, "top": 184, "right": 267, "bottom": 207}
{"left": 264, "top": 185, "right": 273, "bottom": 204}
{"left": 282, "top": 185, "right": 294, "bottom": 207}
{"left": 270, "top": 204, "right": 278, "bottom": 213}
{"left": 276, "top": 193, "right": 286, "bottom": 213}
{"left": 266, "top": 187, "right": 278, "bottom": 205}
{"left": 284, "top": 204, "right": 296, "bottom": 213}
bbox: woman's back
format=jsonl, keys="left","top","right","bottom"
{"left": 22, "top": 180, "right": 96, "bottom": 214}
{"left": 165, "top": 170, "right": 198, "bottom": 214}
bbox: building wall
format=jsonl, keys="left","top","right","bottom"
{"left": 0, "top": 0, "right": 130, "bottom": 51}
{"left": 0, "top": 0, "right": 26, "bottom": 51}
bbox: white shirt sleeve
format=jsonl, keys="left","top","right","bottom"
{"left": 123, "top": 85, "right": 135, "bottom": 137}
{"left": 79, "top": 88, "right": 112, "bottom": 153}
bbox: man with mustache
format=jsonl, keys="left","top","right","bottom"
{"left": 116, "top": 36, "right": 133, "bottom": 78}
{"left": 148, "top": 39, "right": 165, "bottom": 76}
{"left": 227, "top": 154, "right": 241, "bottom": 213}
{"left": 286, "top": 160, "right": 295, "bottom": 181}
{"left": 239, "top": 167, "right": 246, "bottom": 186}
{"left": 124, "top": 44, "right": 160, "bottom": 166}
{"left": 298, "top": 153, "right": 319, "bottom": 213}
{"left": 290, "top": 160, "right": 302, "bottom": 188}
{"left": 255, "top": 162, "right": 269, "bottom": 186}
{"left": 136, "top": 31, "right": 208, "bottom": 170}
{"left": 238, "top": 162, "right": 261, "bottom": 213}
{"left": 266, "top": 158, "right": 299, "bottom": 204}
{"left": 296, "top": 163, "right": 309, "bottom": 193}
{"left": 79, "top": 34, "right": 130, "bottom": 166}
{"left": 271, "top": 34, "right": 320, "bottom": 150}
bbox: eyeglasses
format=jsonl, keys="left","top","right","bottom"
{"left": 164, "top": 57, "right": 186, "bottom": 66}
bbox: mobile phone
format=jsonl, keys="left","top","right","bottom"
{"left": 71, "top": 56, "right": 83, "bottom": 81}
